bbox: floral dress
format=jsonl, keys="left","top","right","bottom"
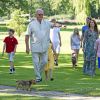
{"left": 83, "top": 29, "right": 98, "bottom": 76}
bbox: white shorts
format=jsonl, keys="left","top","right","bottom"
{"left": 71, "top": 45, "right": 80, "bottom": 50}
{"left": 8, "top": 52, "right": 15, "bottom": 62}
{"left": 53, "top": 42, "right": 60, "bottom": 53}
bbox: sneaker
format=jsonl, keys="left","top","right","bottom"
{"left": 36, "top": 78, "right": 42, "bottom": 83}
{"left": 50, "top": 78, "right": 54, "bottom": 81}
{"left": 9, "top": 69, "right": 13, "bottom": 74}
{"left": 75, "top": 64, "right": 77, "bottom": 66}
{"left": 54, "top": 60, "right": 58, "bottom": 66}
{"left": 55, "top": 63, "right": 58, "bottom": 66}
{"left": 13, "top": 68, "right": 15, "bottom": 72}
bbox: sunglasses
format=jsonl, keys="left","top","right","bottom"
{"left": 38, "top": 14, "right": 43, "bottom": 16}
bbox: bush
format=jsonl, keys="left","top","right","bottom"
{"left": 7, "top": 9, "right": 27, "bottom": 36}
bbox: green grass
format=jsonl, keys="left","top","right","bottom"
{"left": 0, "top": 53, "right": 100, "bottom": 97}
{"left": 0, "top": 23, "right": 100, "bottom": 99}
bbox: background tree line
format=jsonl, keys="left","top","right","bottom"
{"left": 0, "top": 0, "right": 100, "bottom": 19}
{"left": 0, "top": 0, "right": 100, "bottom": 36}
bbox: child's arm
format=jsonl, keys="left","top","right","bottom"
{"left": 14, "top": 45, "right": 17, "bottom": 53}
{"left": 78, "top": 35, "right": 81, "bottom": 41}
{"left": 70, "top": 35, "right": 73, "bottom": 49}
{"left": 51, "top": 43, "right": 56, "bottom": 55}
{"left": 2, "top": 43, "right": 6, "bottom": 56}
{"left": 80, "top": 35, "right": 83, "bottom": 48}
{"left": 51, "top": 43, "right": 54, "bottom": 52}
{"left": 58, "top": 32, "right": 62, "bottom": 47}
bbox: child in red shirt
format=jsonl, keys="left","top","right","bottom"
{"left": 2, "top": 29, "right": 18, "bottom": 74}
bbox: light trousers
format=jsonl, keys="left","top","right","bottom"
{"left": 32, "top": 51, "right": 48, "bottom": 80}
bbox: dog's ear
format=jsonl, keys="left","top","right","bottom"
{"left": 29, "top": 79, "right": 36, "bottom": 84}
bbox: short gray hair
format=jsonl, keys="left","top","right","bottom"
{"left": 36, "top": 9, "right": 44, "bottom": 14}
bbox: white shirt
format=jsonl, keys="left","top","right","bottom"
{"left": 26, "top": 19, "right": 51, "bottom": 52}
{"left": 71, "top": 34, "right": 80, "bottom": 46}
{"left": 50, "top": 27, "right": 60, "bottom": 43}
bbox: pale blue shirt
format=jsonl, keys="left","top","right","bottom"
{"left": 82, "top": 25, "right": 89, "bottom": 38}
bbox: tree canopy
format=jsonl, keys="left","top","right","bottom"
{"left": 0, "top": 0, "right": 100, "bottom": 20}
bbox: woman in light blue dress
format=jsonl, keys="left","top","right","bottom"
{"left": 83, "top": 19, "right": 99, "bottom": 76}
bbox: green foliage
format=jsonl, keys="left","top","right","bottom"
{"left": 57, "top": 0, "right": 74, "bottom": 14}
{"left": 0, "top": 0, "right": 100, "bottom": 23}
{"left": 0, "top": 0, "right": 28, "bottom": 17}
{"left": 72, "top": 0, "right": 87, "bottom": 23}
{"left": 72, "top": 0, "right": 100, "bottom": 23}
{"left": 90, "top": 0, "right": 100, "bottom": 18}
{"left": 7, "top": 10, "right": 27, "bottom": 36}
{"left": 76, "top": 10, "right": 87, "bottom": 24}
{"left": 37, "top": 0, "right": 54, "bottom": 16}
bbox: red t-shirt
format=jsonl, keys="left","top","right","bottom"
{"left": 3, "top": 36, "right": 18, "bottom": 53}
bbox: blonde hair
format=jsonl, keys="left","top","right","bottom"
{"left": 73, "top": 28, "right": 79, "bottom": 36}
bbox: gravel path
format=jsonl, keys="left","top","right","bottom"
{"left": 0, "top": 85, "right": 100, "bottom": 100}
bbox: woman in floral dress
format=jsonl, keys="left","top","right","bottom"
{"left": 83, "top": 19, "right": 99, "bottom": 76}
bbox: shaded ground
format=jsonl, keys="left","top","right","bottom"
{"left": 0, "top": 85, "right": 100, "bottom": 100}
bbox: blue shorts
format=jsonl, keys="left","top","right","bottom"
{"left": 8, "top": 52, "right": 15, "bottom": 62}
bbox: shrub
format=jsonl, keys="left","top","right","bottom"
{"left": 7, "top": 9, "right": 27, "bottom": 36}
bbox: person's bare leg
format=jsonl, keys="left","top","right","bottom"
{"left": 54, "top": 53, "right": 59, "bottom": 66}
{"left": 10, "top": 61, "right": 14, "bottom": 68}
{"left": 9, "top": 61, "right": 14, "bottom": 73}
{"left": 76, "top": 49, "right": 79, "bottom": 65}
{"left": 45, "top": 70, "right": 48, "bottom": 80}
{"left": 49, "top": 69, "right": 54, "bottom": 81}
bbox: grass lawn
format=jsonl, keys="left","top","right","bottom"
{"left": 0, "top": 53, "right": 100, "bottom": 97}
{"left": 0, "top": 24, "right": 100, "bottom": 99}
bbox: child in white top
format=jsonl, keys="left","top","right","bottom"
{"left": 50, "top": 19, "right": 62, "bottom": 66}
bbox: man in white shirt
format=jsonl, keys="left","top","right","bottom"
{"left": 25, "top": 9, "right": 51, "bottom": 82}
